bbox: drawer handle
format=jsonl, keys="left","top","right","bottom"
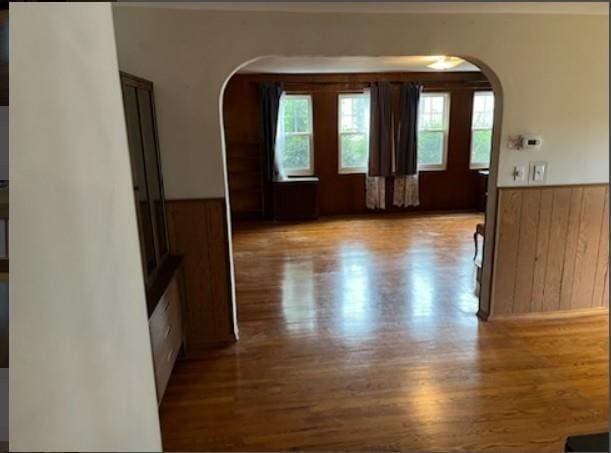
{"left": 167, "top": 348, "right": 174, "bottom": 362}
{"left": 164, "top": 326, "right": 172, "bottom": 338}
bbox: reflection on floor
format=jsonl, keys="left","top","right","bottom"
{"left": 160, "top": 213, "right": 609, "bottom": 452}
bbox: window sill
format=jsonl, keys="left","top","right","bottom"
{"left": 278, "top": 171, "right": 315, "bottom": 178}
{"left": 274, "top": 175, "right": 319, "bottom": 183}
{"left": 338, "top": 168, "right": 367, "bottom": 175}
{"left": 418, "top": 166, "right": 447, "bottom": 172}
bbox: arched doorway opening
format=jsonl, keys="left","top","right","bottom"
{"left": 219, "top": 55, "right": 504, "bottom": 335}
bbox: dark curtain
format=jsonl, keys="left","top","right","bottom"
{"left": 258, "top": 82, "right": 283, "bottom": 182}
{"left": 395, "top": 82, "right": 423, "bottom": 176}
{"left": 368, "top": 82, "right": 394, "bottom": 177}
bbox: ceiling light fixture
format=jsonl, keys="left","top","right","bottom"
{"left": 427, "top": 56, "right": 464, "bottom": 70}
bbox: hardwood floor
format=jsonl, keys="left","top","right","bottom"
{"left": 160, "top": 213, "right": 608, "bottom": 452}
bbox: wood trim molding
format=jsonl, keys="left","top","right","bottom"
{"left": 120, "top": 70, "right": 154, "bottom": 90}
{"left": 476, "top": 307, "right": 490, "bottom": 321}
{"left": 491, "top": 183, "right": 609, "bottom": 316}
{"left": 166, "top": 198, "right": 236, "bottom": 351}
{"left": 497, "top": 182, "right": 608, "bottom": 190}
{"left": 489, "top": 306, "right": 608, "bottom": 322}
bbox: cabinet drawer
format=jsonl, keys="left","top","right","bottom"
{"left": 153, "top": 319, "right": 182, "bottom": 401}
{"left": 149, "top": 272, "right": 183, "bottom": 402}
{"left": 149, "top": 276, "right": 182, "bottom": 350}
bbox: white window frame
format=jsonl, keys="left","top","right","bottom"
{"left": 417, "top": 92, "right": 450, "bottom": 171}
{"left": 276, "top": 94, "right": 314, "bottom": 177}
{"left": 469, "top": 91, "right": 495, "bottom": 170}
{"left": 338, "top": 91, "right": 370, "bottom": 174}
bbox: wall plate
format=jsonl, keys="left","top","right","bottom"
{"left": 528, "top": 161, "right": 547, "bottom": 185}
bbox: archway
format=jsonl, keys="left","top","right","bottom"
{"left": 219, "top": 55, "right": 504, "bottom": 335}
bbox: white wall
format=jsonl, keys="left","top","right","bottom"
{"left": 112, "top": 7, "right": 609, "bottom": 199}
{"left": 10, "top": 4, "right": 161, "bottom": 451}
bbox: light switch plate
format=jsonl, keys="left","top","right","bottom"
{"left": 512, "top": 165, "right": 526, "bottom": 183}
{"left": 529, "top": 161, "right": 547, "bottom": 184}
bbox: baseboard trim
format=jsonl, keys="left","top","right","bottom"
{"left": 183, "top": 339, "right": 237, "bottom": 359}
{"left": 489, "top": 306, "right": 608, "bottom": 321}
{"left": 476, "top": 308, "right": 490, "bottom": 321}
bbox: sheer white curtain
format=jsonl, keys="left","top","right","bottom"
{"left": 274, "top": 93, "right": 287, "bottom": 180}
{"left": 393, "top": 174, "right": 419, "bottom": 207}
{"left": 366, "top": 176, "right": 386, "bottom": 209}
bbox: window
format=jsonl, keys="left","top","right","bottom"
{"left": 417, "top": 92, "right": 450, "bottom": 170}
{"left": 470, "top": 91, "right": 495, "bottom": 169}
{"left": 338, "top": 91, "right": 370, "bottom": 173}
{"left": 276, "top": 94, "right": 314, "bottom": 176}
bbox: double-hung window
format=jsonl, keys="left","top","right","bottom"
{"left": 417, "top": 92, "right": 450, "bottom": 171}
{"left": 338, "top": 91, "right": 371, "bottom": 174}
{"left": 275, "top": 94, "right": 314, "bottom": 176}
{"left": 470, "top": 91, "right": 495, "bottom": 169}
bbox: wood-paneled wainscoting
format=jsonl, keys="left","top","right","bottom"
{"left": 491, "top": 184, "right": 609, "bottom": 318}
{"left": 166, "top": 198, "right": 235, "bottom": 351}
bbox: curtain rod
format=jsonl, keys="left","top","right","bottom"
{"left": 280, "top": 83, "right": 492, "bottom": 93}
{"left": 271, "top": 80, "right": 490, "bottom": 85}
{"left": 253, "top": 81, "right": 492, "bottom": 90}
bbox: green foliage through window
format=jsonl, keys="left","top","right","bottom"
{"left": 470, "top": 92, "right": 494, "bottom": 168}
{"left": 280, "top": 135, "right": 310, "bottom": 170}
{"left": 417, "top": 131, "right": 444, "bottom": 165}
{"left": 339, "top": 93, "right": 370, "bottom": 172}
{"left": 417, "top": 94, "right": 449, "bottom": 168}
{"left": 471, "top": 130, "right": 492, "bottom": 166}
{"left": 276, "top": 95, "right": 313, "bottom": 174}
{"left": 341, "top": 134, "right": 368, "bottom": 168}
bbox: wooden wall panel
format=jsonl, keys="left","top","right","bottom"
{"left": 592, "top": 190, "right": 609, "bottom": 307}
{"left": 491, "top": 184, "right": 609, "bottom": 317}
{"left": 223, "top": 72, "right": 492, "bottom": 219}
{"left": 571, "top": 187, "right": 607, "bottom": 308}
{"left": 166, "top": 198, "right": 235, "bottom": 349}
{"left": 223, "top": 77, "right": 263, "bottom": 219}
{"left": 541, "top": 187, "right": 572, "bottom": 311}
{"left": 559, "top": 187, "right": 584, "bottom": 310}
{"left": 512, "top": 190, "right": 541, "bottom": 313}
{"left": 530, "top": 189, "right": 553, "bottom": 311}
{"left": 491, "top": 190, "right": 522, "bottom": 315}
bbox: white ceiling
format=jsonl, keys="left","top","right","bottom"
{"left": 116, "top": 2, "right": 609, "bottom": 15}
{"left": 239, "top": 56, "right": 480, "bottom": 74}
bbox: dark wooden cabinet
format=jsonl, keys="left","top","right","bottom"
{"left": 120, "top": 72, "right": 170, "bottom": 285}
{"left": 273, "top": 177, "right": 319, "bottom": 221}
{"left": 120, "top": 72, "right": 184, "bottom": 402}
{"left": 477, "top": 170, "right": 489, "bottom": 212}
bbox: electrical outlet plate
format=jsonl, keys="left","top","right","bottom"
{"left": 528, "top": 161, "right": 547, "bottom": 184}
